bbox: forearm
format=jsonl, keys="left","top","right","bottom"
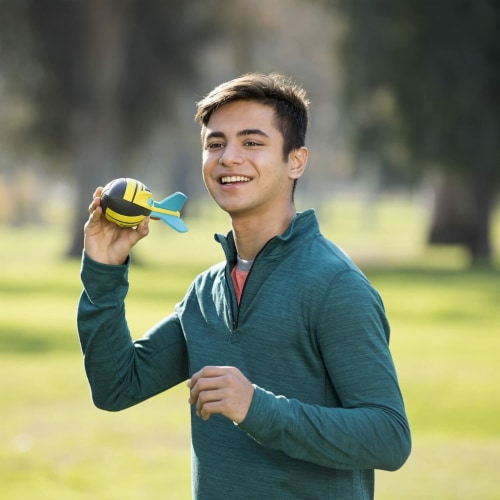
{"left": 77, "top": 253, "right": 188, "bottom": 410}
{"left": 238, "top": 386, "right": 411, "bottom": 471}
{"left": 78, "top": 290, "right": 140, "bottom": 411}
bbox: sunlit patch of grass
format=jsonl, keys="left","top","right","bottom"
{"left": 1, "top": 198, "right": 499, "bottom": 499}
{"left": 0, "top": 355, "right": 191, "bottom": 499}
{"left": 369, "top": 268, "right": 500, "bottom": 442}
{"left": 377, "top": 437, "right": 500, "bottom": 500}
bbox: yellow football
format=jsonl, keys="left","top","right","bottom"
{"left": 100, "top": 178, "right": 152, "bottom": 227}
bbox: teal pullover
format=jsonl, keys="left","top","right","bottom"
{"left": 77, "top": 209, "right": 411, "bottom": 499}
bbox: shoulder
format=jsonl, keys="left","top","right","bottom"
{"left": 288, "top": 210, "right": 361, "bottom": 274}
{"left": 186, "top": 261, "right": 226, "bottom": 294}
{"left": 290, "top": 231, "right": 385, "bottom": 311}
{"left": 295, "top": 229, "right": 363, "bottom": 279}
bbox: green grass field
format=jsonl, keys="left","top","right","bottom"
{"left": 1, "top": 197, "right": 499, "bottom": 499}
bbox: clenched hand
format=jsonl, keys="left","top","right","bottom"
{"left": 84, "top": 187, "right": 150, "bottom": 265}
{"left": 188, "top": 366, "right": 255, "bottom": 424}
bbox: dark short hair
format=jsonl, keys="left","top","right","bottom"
{"left": 195, "top": 73, "right": 310, "bottom": 160}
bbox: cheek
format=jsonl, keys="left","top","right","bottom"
{"left": 201, "top": 151, "right": 208, "bottom": 167}
{"left": 201, "top": 166, "right": 209, "bottom": 186}
{"left": 201, "top": 161, "right": 215, "bottom": 188}
{"left": 201, "top": 156, "right": 210, "bottom": 177}
{"left": 202, "top": 151, "right": 218, "bottom": 171}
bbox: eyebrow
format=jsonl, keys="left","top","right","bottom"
{"left": 204, "top": 128, "right": 269, "bottom": 142}
{"left": 238, "top": 128, "right": 269, "bottom": 138}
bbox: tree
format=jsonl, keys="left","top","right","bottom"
{"left": 0, "top": 0, "right": 223, "bottom": 256}
{"left": 337, "top": 0, "right": 500, "bottom": 265}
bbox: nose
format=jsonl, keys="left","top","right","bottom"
{"left": 218, "top": 144, "right": 243, "bottom": 166}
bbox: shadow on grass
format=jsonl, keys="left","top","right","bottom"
{"left": 364, "top": 265, "right": 500, "bottom": 283}
{"left": 0, "top": 326, "right": 79, "bottom": 354}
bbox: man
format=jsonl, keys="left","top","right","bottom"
{"left": 78, "top": 73, "right": 411, "bottom": 499}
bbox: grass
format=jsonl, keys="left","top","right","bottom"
{"left": 1, "top": 197, "right": 499, "bottom": 499}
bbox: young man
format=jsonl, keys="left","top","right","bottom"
{"left": 78, "top": 73, "right": 411, "bottom": 499}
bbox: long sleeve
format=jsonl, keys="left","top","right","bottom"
{"left": 76, "top": 210, "right": 411, "bottom": 498}
{"left": 77, "top": 253, "right": 189, "bottom": 411}
{"left": 238, "top": 270, "right": 411, "bottom": 472}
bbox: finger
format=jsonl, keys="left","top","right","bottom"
{"left": 124, "top": 216, "right": 150, "bottom": 248}
{"left": 136, "top": 216, "right": 150, "bottom": 238}
{"left": 188, "top": 371, "right": 222, "bottom": 405}
{"left": 188, "top": 366, "right": 238, "bottom": 403}
{"left": 188, "top": 376, "right": 210, "bottom": 405}
{"left": 188, "top": 366, "right": 225, "bottom": 388}
{"left": 196, "top": 388, "right": 225, "bottom": 420}
{"left": 87, "top": 203, "right": 103, "bottom": 225}
{"left": 88, "top": 195, "right": 103, "bottom": 215}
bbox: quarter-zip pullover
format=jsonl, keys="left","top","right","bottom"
{"left": 77, "top": 209, "right": 411, "bottom": 499}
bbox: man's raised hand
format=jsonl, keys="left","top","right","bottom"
{"left": 84, "top": 187, "right": 150, "bottom": 265}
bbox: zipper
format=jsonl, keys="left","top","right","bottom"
{"left": 228, "top": 237, "right": 275, "bottom": 332}
{"left": 225, "top": 265, "right": 239, "bottom": 332}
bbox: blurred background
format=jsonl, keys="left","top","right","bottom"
{"left": 0, "top": 0, "right": 498, "bottom": 265}
{"left": 0, "top": 1, "right": 499, "bottom": 499}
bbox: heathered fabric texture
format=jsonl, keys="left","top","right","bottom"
{"left": 77, "top": 209, "right": 411, "bottom": 499}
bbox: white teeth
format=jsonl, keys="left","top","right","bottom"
{"left": 220, "top": 176, "right": 251, "bottom": 184}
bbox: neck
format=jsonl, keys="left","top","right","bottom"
{"left": 230, "top": 205, "right": 296, "bottom": 260}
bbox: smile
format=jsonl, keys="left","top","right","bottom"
{"left": 220, "top": 176, "right": 251, "bottom": 184}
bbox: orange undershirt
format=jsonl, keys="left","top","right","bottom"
{"left": 231, "top": 266, "right": 249, "bottom": 305}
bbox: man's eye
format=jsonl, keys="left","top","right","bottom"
{"left": 207, "top": 142, "right": 223, "bottom": 150}
{"left": 244, "top": 141, "right": 261, "bottom": 147}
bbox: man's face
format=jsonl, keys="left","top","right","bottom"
{"left": 202, "top": 100, "right": 303, "bottom": 218}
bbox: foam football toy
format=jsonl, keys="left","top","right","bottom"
{"left": 100, "top": 178, "right": 188, "bottom": 233}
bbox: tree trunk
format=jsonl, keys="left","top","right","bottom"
{"left": 428, "top": 171, "right": 493, "bottom": 266}
{"left": 66, "top": 0, "right": 131, "bottom": 257}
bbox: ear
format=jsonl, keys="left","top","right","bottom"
{"left": 288, "top": 147, "right": 308, "bottom": 180}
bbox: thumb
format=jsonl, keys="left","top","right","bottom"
{"left": 134, "top": 216, "right": 150, "bottom": 240}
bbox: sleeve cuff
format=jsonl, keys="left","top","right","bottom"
{"left": 238, "top": 385, "right": 284, "bottom": 443}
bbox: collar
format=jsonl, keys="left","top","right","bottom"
{"left": 214, "top": 209, "right": 319, "bottom": 265}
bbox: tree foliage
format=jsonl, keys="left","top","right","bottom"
{"left": 338, "top": 0, "right": 500, "bottom": 264}
{"left": 1, "top": 0, "right": 221, "bottom": 153}
{"left": 0, "top": 0, "right": 339, "bottom": 257}
{"left": 0, "top": 0, "right": 227, "bottom": 255}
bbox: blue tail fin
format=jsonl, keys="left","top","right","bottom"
{"left": 150, "top": 192, "right": 188, "bottom": 233}
{"left": 155, "top": 192, "right": 187, "bottom": 212}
